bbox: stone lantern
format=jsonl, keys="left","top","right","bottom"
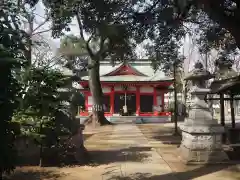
{"left": 179, "top": 62, "right": 228, "bottom": 164}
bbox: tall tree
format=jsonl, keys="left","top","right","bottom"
{"left": 0, "top": 1, "right": 28, "bottom": 178}
{"left": 133, "top": 1, "right": 240, "bottom": 66}
{"left": 41, "top": 0, "right": 136, "bottom": 125}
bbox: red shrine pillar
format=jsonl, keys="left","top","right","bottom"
{"left": 162, "top": 91, "right": 165, "bottom": 112}
{"left": 153, "top": 87, "right": 157, "bottom": 116}
{"left": 84, "top": 92, "right": 88, "bottom": 112}
{"left": 110, "top": 86, "right": 114, "bottom": 115}
{"left": 153, "top": 87, "right": 157, "bottom": 105}
{"left": 136, "top": 86, "right": 140, "bottom": 116}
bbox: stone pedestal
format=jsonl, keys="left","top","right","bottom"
{"left": 180, "top": 125, "right": 228, "bottom": 164}
{"left": 179, "top": 62, "right": 228, "bottom": 164}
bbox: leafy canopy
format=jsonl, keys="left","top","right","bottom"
{"left": 0, "top": 0, "right": 29, "bottom": 174}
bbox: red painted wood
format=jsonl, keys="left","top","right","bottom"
{"left": 162, "top": 91, "right": 165, "bottom": 111}
{"left": 153, "top": 88, "right": 157, "bottom": 106}
{"left": 79, "top": 81, "right": 173, "bottom": 87}
{"left": 79, "top": 111, "right": 170, "bottom": 116}
{"left": 79, "top": 112, "right": 113, "bottom": 116}
{"left": 101, "top": 82, "right": 172, "bottom": 86}
{"left": 84, "top": 92, "right": 112, "bottom": 96}
{"left": 110, "top": 86, "right": 114, "bottom": 114}
{"left": 139, "top": 92, "right": 154, "bottom": 95}
{"left": 79, "top": 84, "right": 173, "bottom": 116}
{"left": 136, "top": 86, "right": 140, "bottom": 115}
{"left": 85, "top": 92, "right": 88, "bottom": 111}
{"left": 104, "top": 113, "right": 112, "bottom": 116}
{"left": 79, "top": 112, "right": 88, "bottom": 116}
{"left": 114, "top": 90, "right": 137, "bottom": 94}
{"left": 139, "top": 113, "right": 154, "bottom": 116}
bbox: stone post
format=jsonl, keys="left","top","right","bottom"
{"left": 179, "top": 62, "right": 228, "bottom": 164}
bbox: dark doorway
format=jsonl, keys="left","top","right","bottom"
{"left": 114, "top": 93, "right": 136, "bottom": 115}
{"left": 114, "top": 93, "right": 125, "bottom": 114}
{"left": 140, "top": 95, "right": 153, "bottom": 112}
{"left": 103, "top": 95, "right": 111, "bottom": 112}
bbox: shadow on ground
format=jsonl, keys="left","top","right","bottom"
{"left": 138, "top": 124, "right": 182, "bottom": 145}
{"left": 88, "top": 146, "right": 151, "bottom": 166}
{"left": 151, "top": 133, "right": 182, "bottom": 145}
{"left": 107, "top": 164, "right": 240, "bottom": 180}
{"left": 17, "top": 133, "right": 94, "bottom": 167}
{"left": 5, "top": 169, "right": 67, "bottom": 180}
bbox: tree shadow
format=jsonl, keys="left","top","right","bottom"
{"left": 152, "top": 133, "right": 182, "bottom": 145}
{"left": 88, "top": 146, "right": 151, "bottom": 166}
{"left": 5, "top": 169, "right": 67, "bottom": 180}
{"left": 106, "top": 163, "right": 240, "bottom": 180}
{"left": 139, "top": 125, "right": 182, "bottom": 145}
{"left": 16, "top": 133, "right": 93, "bottom": 167}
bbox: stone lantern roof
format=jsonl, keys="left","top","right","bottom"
{"left": 210, "top": 74, "right": 240, "bottom": 95}
{"left": 185, "top": 62, "right": 214, "bottom": 81}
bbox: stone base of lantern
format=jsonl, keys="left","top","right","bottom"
{"left": 179, "top": 124, "right": 229, "bottom": 164}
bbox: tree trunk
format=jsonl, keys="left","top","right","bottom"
{"left": 88, "top": 58, "right": 111, "bottom": 126}
{"left": 173, "top": 62, "right": 178, "bottom": 135}
{"left": 0, "top": 168, "right": 2, "bottom": 180}
{"left": 39, "top": 120, "right": 43, "bottom": 167}
{"left": 182, "top": 80, "right": 187, "bottom": 116}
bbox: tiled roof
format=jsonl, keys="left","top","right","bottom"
{"left": 81, "top": 74, "right": 172, "bottom": 82}
{"left": 81, "top": 62, "right": 173, "bottom": 82}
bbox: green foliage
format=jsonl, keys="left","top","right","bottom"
{"left": 43, "top": 0, "right": 136, "bottom": 61}
{"left": 131, "top": 1, "right": 186, "bottom": 83}
{"left": 59, "top": 35, "right": 89, "bottom": 71}
{"left": 13, "top": 67, "right": 80, "bottom": 166}
{"left": 134, "top": 1, "right": 240, "bottom": 74}
{"left": 15, "top": 68, "right": 70, "bottom": 144}
{"left": 0, "top": 0, "right": 28, "bottom": 175}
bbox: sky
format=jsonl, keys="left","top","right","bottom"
{"left": 33, "top": 1, "right": 220, "bottom": 74}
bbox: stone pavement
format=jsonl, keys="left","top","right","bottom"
{"left": 98, "top": 123, "right": 240, "bottom": 180}
{"left": 74, "top": 123, "right": 240, "bottom": 180}
{"left": 100, "top": 124, "right": 178, "bottom": 180}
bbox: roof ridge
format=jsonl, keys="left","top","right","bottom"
{"left": 101, "top": 62, "right": 147, "bottom": 77}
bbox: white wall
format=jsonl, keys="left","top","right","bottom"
{"left": 157, "top": 96, "right": 162, "bottom": 106}
{"left": 113, "top": 85, "right": 137, "bottom": 91}
{"left": 140, "top": 86, "right": 153, "bottom": 93}
{"left": 114, "top": 85, "right": 122, "bottom": 91}
{"left": 88, "top": 96, "right": 93, "bottom": 106}
{"left": 102, "top": 86, "right": 111, "bottom": 93}
{"left": 128, "top": 86, "right": 136, "bottom": 91}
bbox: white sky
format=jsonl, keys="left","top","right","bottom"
{"left": 34, "top": 1, "right": 237, "bottom": 74}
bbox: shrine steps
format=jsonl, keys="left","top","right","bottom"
{"left": 77, "top": 115, "right": 170, "bottom": 124}
{"left": 109, "top": 116, "right": 137, "bottom": 124}
{"left": 109, "top": 116, "right": 171, "bottom": 124}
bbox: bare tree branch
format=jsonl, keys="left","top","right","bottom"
{"left": 33, "top": 15, "right": 50, "bottom": 33}
{"left": 76, "top": 13, "right": 85, "bottom": 41}
{"left": 32, "top": 28, "right": 52, "bottom": 36}
{"left": 76, "top": 12, "right": 95, "bottom": 58}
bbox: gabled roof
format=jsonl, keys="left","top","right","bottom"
{"left": 102, "top": 63, "right": 147, "bottom": 76}
{"left": 80, "top": 60, "right": 173, "bottom": 82}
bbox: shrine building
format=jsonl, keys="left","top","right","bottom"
{"left": 78, "top": 59, "right": 174, "bottom": 122}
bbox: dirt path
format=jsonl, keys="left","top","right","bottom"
{"left": 7, "top": 123, "right": 240, "bottom": 180}
{"left": 138, "top": 123, "right": 240, "bottom": 180}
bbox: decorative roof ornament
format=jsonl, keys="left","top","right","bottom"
{"left": 194, "top": 61, "right": 203, "bottom": 69}
{"left": 185, "top": 61, "right": 213, "bottom": 81}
